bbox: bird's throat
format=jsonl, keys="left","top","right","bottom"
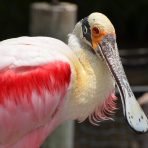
{"left": 67, "top": 34, "right": 115, "bottom": 122}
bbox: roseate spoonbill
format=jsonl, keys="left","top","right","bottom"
{"left": 0, "top": 12, "right": 147, "bottom": 148}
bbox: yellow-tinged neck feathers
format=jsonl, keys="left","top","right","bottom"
{"left": 63, "top": 12, "right": 148, "bottom": 134}
{"left": 64, "top": 34, "right": 115, "bottom": 122}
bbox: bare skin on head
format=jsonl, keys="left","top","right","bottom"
{"left": 0, "top": 12, "right": 147, "bottom": 148}
{"left": 69, "top": 12, "right": 148, "bottom": 133}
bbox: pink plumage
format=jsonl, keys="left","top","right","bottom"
{"left": 0, "top": 61, "right": 71, "bottom": 104}
{"left": 0, "top": 37, "right": 73, "bottom": 148}
{"left": 0, "top": 12, "right": 148, "bottom": 147}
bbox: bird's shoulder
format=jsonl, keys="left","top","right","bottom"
{"left": 0, "top": 36, "right": 72, "bottom": 69}
{"left": 0, "top": 36, "right": 72, "bottom": 106}
{"left": 0, "top": 37, "right": 73, "bottom": 144}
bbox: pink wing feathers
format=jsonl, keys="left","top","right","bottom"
{"left": 0, "top": 37, "right": 72, "bottom": 148}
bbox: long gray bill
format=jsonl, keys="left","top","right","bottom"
{"left": 97, "top": 35, "right": 148, "bottom": 133}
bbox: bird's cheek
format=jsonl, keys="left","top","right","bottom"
{"left": 91, "top": 32, "right": 106, "bottom": 50}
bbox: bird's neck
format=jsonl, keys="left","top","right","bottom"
{"left": 63, "top": 34, "right": 114, "bottom": 122}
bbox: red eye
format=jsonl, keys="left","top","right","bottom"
{"left": 92, "top": 27, "right": 100, "bottom": 35}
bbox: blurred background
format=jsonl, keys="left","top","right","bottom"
{"left": 0, "top": 0, "right": 148, "bottom": 148}
{"left": 0, "top": 0, "right": 148, "bottom": 48}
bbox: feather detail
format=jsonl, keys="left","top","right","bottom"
{"left": 0, "top": 61, "right": 71, "bottom": 146}
{"left": 0, "top": 61, "right": 70, "bottom": 104}
{"left": 89, "top": 91, "right": 117, "bottom": 125}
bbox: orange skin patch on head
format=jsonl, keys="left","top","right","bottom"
{"left": 91, "top": 25, "right": 115, "bottom": 49}
{"left": 91, "top": 28, "right": 107, "bottom": 49}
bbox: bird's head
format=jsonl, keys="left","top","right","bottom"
{"left": 75, "top": 12, "right": 148, "bottom": 133}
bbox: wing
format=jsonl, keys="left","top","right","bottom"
{"left": 0, "top": 37, "right": 72, "bottom": 145}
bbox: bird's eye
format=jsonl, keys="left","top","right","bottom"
{"left": 83, "top": 26, "right": 88, "bottom": 34}
{"left": 92, "top": 27, "right": 100, "bottom": 36}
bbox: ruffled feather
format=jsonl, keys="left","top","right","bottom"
{"left": 89, "top": 92, "right": 117, "bottom": 126}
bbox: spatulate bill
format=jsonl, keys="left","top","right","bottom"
{"left": 97, "top": 34, "right": 148, "bottom": 133}
{"left": 122, "top": 82, "right": 148, "bottom": 133}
